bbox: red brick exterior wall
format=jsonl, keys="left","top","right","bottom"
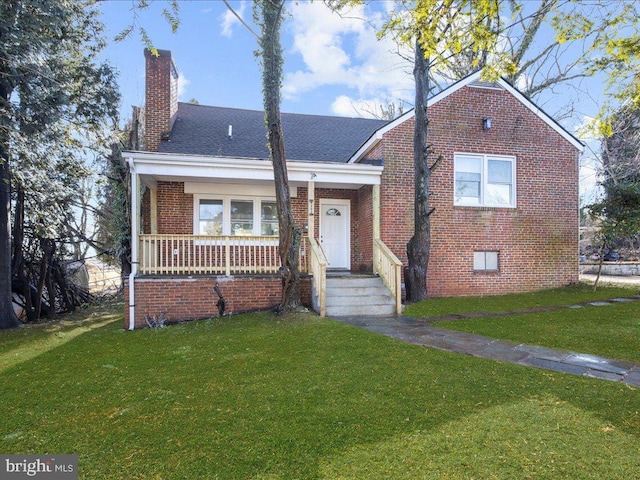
{"left": 370, "top": 123, "right": 413, "bottom": 269}
{"left": 357, "top": 185, "right": 374, "bottom": 271}
{"left": 124, "top": 276, "right": 312, "bottom": 329}
{"left": 157, "top": 181, "right": 193, "bottom": 234}
{"left": 371, "top": 84, "right": 579, "bottom": 297}
{"left": 144, "top": 49, "right": 178, "bottom": 152}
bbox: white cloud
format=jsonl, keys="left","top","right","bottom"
{"left": 220, "top": 0, "right": 247, "bottom": 38}
{"left": 574, "top": 115, "right": 599, "bottom": 143}
{"left": 177, "top": 74, "right": 190, "bottom": 100}
{"left": 332, "top": 95, "right": 378, "bottom": 118}
{"left": 331, "top": 94, "right": 408, "bottom": 119}
{"left": 580, "top": 162, "right": 601, "bottom": 205}
{"left": 574, "top": 115, "right": 603, "bottom": 205}
{"left": 284, "top": 2, "right": 414, "bottom": 115}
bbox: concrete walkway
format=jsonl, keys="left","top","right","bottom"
{"left": 334, "top": 311, "right": 640, "bottom": 388}
{"left": 580, "top": 273, "right": 640, "bottom": 287}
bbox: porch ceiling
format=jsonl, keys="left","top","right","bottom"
{"left": 126, "top": 151, "right": 383, "bottom": 190}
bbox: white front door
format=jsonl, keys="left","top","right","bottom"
{"left": 320, "top": 199, "right": 350, "bottom": 270}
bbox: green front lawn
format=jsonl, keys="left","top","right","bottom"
{"left": 403, "top": 284, "right": 637, "bottom": 318}
{"left": 1, "top": 303, "right": 639, "bottom": 479}
{"left": 406, "top": 285, "right": 640, "bottom": 363}
{"left": 436, "top": 299, "right": 640, "bottom": 363}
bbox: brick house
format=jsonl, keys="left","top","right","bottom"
{"left": 124, "top": 49, "right": 583, "bottom": 329}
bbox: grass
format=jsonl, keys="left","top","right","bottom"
{"left": 437, "top": 301, "right": 640, "bottom": 363}
{"left": 1, "top": 299, "right": 639, "bottom": 479}
{"left": 403, "top": 284, "right": 637, "bottom": 318}
{"left": 405, "top": 284, "right": 640, "bottom": 363}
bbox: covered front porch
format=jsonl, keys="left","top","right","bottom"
{"left": 125, "top": 151, "right": 402, "bottom": 329}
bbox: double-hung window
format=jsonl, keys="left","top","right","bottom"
{"left": 195, "top": 197, "right": 279, "bottom": 236}
{"left": 454, "top": 154, "right": 516, "bottom": 207}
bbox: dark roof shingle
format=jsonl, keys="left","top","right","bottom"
{"left": 157, "top": 103, "right": 388, "bottom": 163}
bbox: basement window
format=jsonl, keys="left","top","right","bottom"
{"left": 474, "top": 251, "right": 499, "bottom": 271}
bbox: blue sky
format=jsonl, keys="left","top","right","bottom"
{"left": 98, "top": 1, "right": 605, "bottom": 124}
{"left": 99, "top": 1, "right": 415, "bottom": 119}
{"left": 98, "top": 0, "right": 605, "bottom": 201}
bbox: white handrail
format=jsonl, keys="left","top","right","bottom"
{"left": 373, "top": 238, "right": 402, "bottom": 314}
{"left": 308, "top": 237, "right": 328, "bottom": 316}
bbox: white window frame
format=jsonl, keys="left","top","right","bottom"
{"left": 454, "top": 153, "right": 516, "bottom": 208}
{"left": 193, "top": 195, "right": 279, "bottom": 236}
{"left": 474, "top": 251, "right": 499, "bottom": 272}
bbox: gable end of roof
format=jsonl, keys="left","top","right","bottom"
{"left": 349, "top": 70, "right": 584, "bottom": 163}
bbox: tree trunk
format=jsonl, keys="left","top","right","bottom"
{"left": 0, "top": 1, "right": 21, "bottom": 328}
{"left": 52, "top": 258, "right": 74, "bottom": 313}
{"left": 259, "top": 0, "right": 301, "bottom": 314}
{"left": 0, "top": 100, "right": 20, "bottom": 328}
{"left": 405, "top": 37, "right": 432, "bottom": 303}
{"left": 593, "top": 239, "right": 606, "bottom": 291}
{"left": 11, "top": 188, "right": 36, "bottom": 322}
{"left": 34, "top": 237, "right": 56, "bottom": 318}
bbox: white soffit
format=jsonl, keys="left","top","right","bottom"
{"left": 185, "top": 181, "right": 294, "bottom": 197}
{"left": 126, "top": 152, "right": 383, "bottom": 187}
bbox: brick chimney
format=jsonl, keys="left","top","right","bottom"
{"left": 144, "top": 49, "right": 178, "bottom": 152}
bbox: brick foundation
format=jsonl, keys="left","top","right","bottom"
{"left": 124, "top": 276, "right": 312, "bottom": 329}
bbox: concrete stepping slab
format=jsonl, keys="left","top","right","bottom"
{"left": 584, "top": 369, "right": 625, "bottom": 382}
{"left": 514, "top": 344, "right": 572, "bottom": 362}
{"left": 623, "top": 369, "right": 640, "bottom": 387}
{"left": 519, "top": 356, "right": 590, "bottom": 376}
{"left": 565, "top": 354, "right": 635, "bottom": 375}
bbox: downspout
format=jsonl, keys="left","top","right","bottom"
{"left": 127, "top": 157, "right": 139, "bottom": 330}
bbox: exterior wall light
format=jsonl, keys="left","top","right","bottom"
{"left": 483, "top": 117, "right": 492, "bottom": 130}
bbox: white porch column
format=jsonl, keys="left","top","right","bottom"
{"left": 373, "top": 184, "right": 380, "bottom": 240}
{"left": 308, "top": 180, "right": 315, "bottom": 238}
{"left": 150, "top": 188, "right": 158, "bottom": 234}
{"left": 128, "top": 158, "right": 140, "bottom": 330}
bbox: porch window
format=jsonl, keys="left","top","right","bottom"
{"left": 199, "top": 200, "right": 223, "bottom": 235}
{"left": 261, "top": 201, "right": 279, "bottom": 236}
{"left": 455, "top": 154, "right": 515, "bottom": 207}
{"left": 196, "top": 197, "right": 278, "bottom": 236}
{"left": 231, "top": 200, "right": 254, "bottom": 235}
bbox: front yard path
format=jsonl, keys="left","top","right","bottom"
{"left": 335, "top": 299, "right": 640, "bottom": 387}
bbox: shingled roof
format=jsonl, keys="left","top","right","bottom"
{"left": 156, "top": 103, "right": 389, "bottom": 163}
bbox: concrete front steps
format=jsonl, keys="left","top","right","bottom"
{"left": 325, "top": 274, "right": 396, "bottom": 317}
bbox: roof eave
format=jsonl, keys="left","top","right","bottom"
{"left": 124, "top": 150, "right": 383, "bottom": 186}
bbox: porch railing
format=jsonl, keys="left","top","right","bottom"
{"left": 373, "top": 238, "right": 402, "bottom": 314}
{"left": 307, "top": 237, "right": 328, "bottom": 317}
{"left": 138, "top": 235, "right": 309, "bottom": 276}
